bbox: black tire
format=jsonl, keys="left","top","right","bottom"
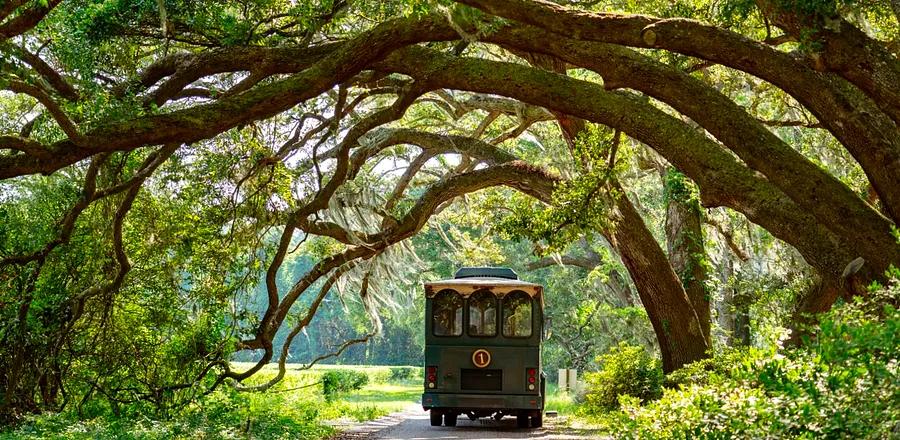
{"left": 516, "top": 414, "right": 529, "bottom": 428}
{"left": 430, "top": 410, "right": 442, "bottom": 427}
{"left": 531, "top": 413, "right": 543, "bottom": 428}
{"left": 444, "top": 413, "right": 457, "bottom": 427}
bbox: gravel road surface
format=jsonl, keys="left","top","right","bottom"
{"left": 329, "top": 405, "right": 604, "bottom": 440}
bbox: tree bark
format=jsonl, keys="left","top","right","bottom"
{"left": 377, "top": 46, "right": 882, "bottom": 311}
{"left": 550, "top": 109, "right": 709, "bottom": 372}
{"left": 756, "top": 1, "right": 900, "bottom": 125}
{"left": 455, "top": 0, "right": 900, "bottom": 224}
{"left": 607, "top": 181, "right": 709, "bottom": 371}
{"left": 712, "top": 224, "right": 752, "bottom": 347}
{"left": 663, "top": 169, "right": 711, "bottom": 347}
{"left": 512, "top": 49, "right": 711, "bottom": 368}
{"left": 481, "top": 25, "right": 897, "bottom": 275}
{"left": 0, "top": 15, "right": 459, "bottom": 179}
{"left": 733, "top": 292, "right": 752, "bottom": 346}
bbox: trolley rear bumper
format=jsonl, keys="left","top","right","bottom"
{"left": 422, "top": 392, "right": 543, "bottom": 411}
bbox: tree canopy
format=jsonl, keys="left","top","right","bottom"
{"left": 0, "top": 0, "right": 898, "bottom": 421}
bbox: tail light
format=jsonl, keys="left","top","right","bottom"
{"left": 426, "top": 366, "right": 437, "bottom": 389}
{"left": 526, "top": 368, "right": 537, "bottom": 390}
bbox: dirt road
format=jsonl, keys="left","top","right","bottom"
{"left": 330, "top": 405, "right": 604, "bottom": 440}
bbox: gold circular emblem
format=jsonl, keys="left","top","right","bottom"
{"left": 472, "top": 349, "right": 491, "bottom": 368}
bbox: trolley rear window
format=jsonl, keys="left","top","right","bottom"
{"left": 432, "top": 289, "right": 463, "bottom": 336}
{"left": 431, "top": 289, "right": 534, "bottom": 338}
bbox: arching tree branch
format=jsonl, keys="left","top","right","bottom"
{"left": 455, "top": 0, "right": 900, "bottom": 223}
{"left": 0, "top": 0, "right": 62, "bottom": 40}
{"left": 374, "top": 45, "right": 880, "bottom": 300}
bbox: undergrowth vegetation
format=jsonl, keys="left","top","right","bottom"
{"left": 0, "top": 365, "right": 421, "bottom": 440}
{"left": 580, "top": 276, "right": 900, "bottom": 439}
{"left": 583, "top": 343, "right": 663, "bottom": 411}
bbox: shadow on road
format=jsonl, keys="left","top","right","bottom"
{"left": 331, "top": 405, "right": 605, "bottom": 440}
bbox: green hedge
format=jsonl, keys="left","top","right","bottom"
{"left": 315, "top": 365, "right": 421, "bottom": 385}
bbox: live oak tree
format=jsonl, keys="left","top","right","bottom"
{"left": 0, "top": 0, "right": 897, "bottom": 420}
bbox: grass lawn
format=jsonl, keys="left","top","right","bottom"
{"left": 545, "top": 389, "right": 578, "bottom": 416}
{"left": 336, "top": 383, "right": 421, "bottom": 416}
{"left": 230, "top": 362, "right": 421, "bottom": 422}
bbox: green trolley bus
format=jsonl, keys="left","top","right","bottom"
{"left": 422, "top": 267, "right": 546, "bottom": 428}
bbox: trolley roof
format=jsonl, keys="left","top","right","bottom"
{"left": 423, "top": 277, "right": 543, "bottom": 298}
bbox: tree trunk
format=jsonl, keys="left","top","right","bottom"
{"left": 787, "top": 276, "right": 843, "bottom": 345}
{"left": 608, "top": 183, "right": 709, "bottom": 372}
{"left": 733, "top": 292, "right": 752, "bottom": 346}
{"left": 607, "top": 269, "right": 636, "bottom": 308}
{"left": 663, "top": 168, "right": 711, "bottom": 346}
{"left": 551, "top": 112, "right": 709, "bottom": 372}
{"left": 714, "top": 249, "right": 751, "bottom": 346}
{"left": 716, "top": 256, "right": 736, "bottom": 345}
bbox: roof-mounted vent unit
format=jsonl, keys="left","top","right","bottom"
{"left": 453, "top": 267, "right": 518, "bottom": 280}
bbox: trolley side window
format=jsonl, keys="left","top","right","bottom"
{"left": 502, "top": 290, "right": 533, "bottom": 338}
{"left": 432, "top": 289, "right": 463, "bottom": 336}
{"left": 467, "top": 290, "right": 497, "bottom": 337}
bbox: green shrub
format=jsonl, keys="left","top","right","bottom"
{"left": 322, "top": 370, "right": 369, "bottom": 401}
{"left": 596, "top": 276, "right": 900, "bottom": 439}
{"left": 663, "top": 347, "right": 750, "bottom": 389}
{"left": 388, "top": 366, "right": 421, "bottom": 382}
{"left": 582, "top": 343, "right": 664, "bottom": 412}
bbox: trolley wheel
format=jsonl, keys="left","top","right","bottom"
{"left": 430, "top": 410, "right": 442, "bottom": 426}
{"left": 444, "top": 412, "right": 457, "bottom": 427}
{"left": 516, "top": 414, "right": 529, "bottom": 428}
{"left": 531, "top": 413, "right": 543, "bottom": 428}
